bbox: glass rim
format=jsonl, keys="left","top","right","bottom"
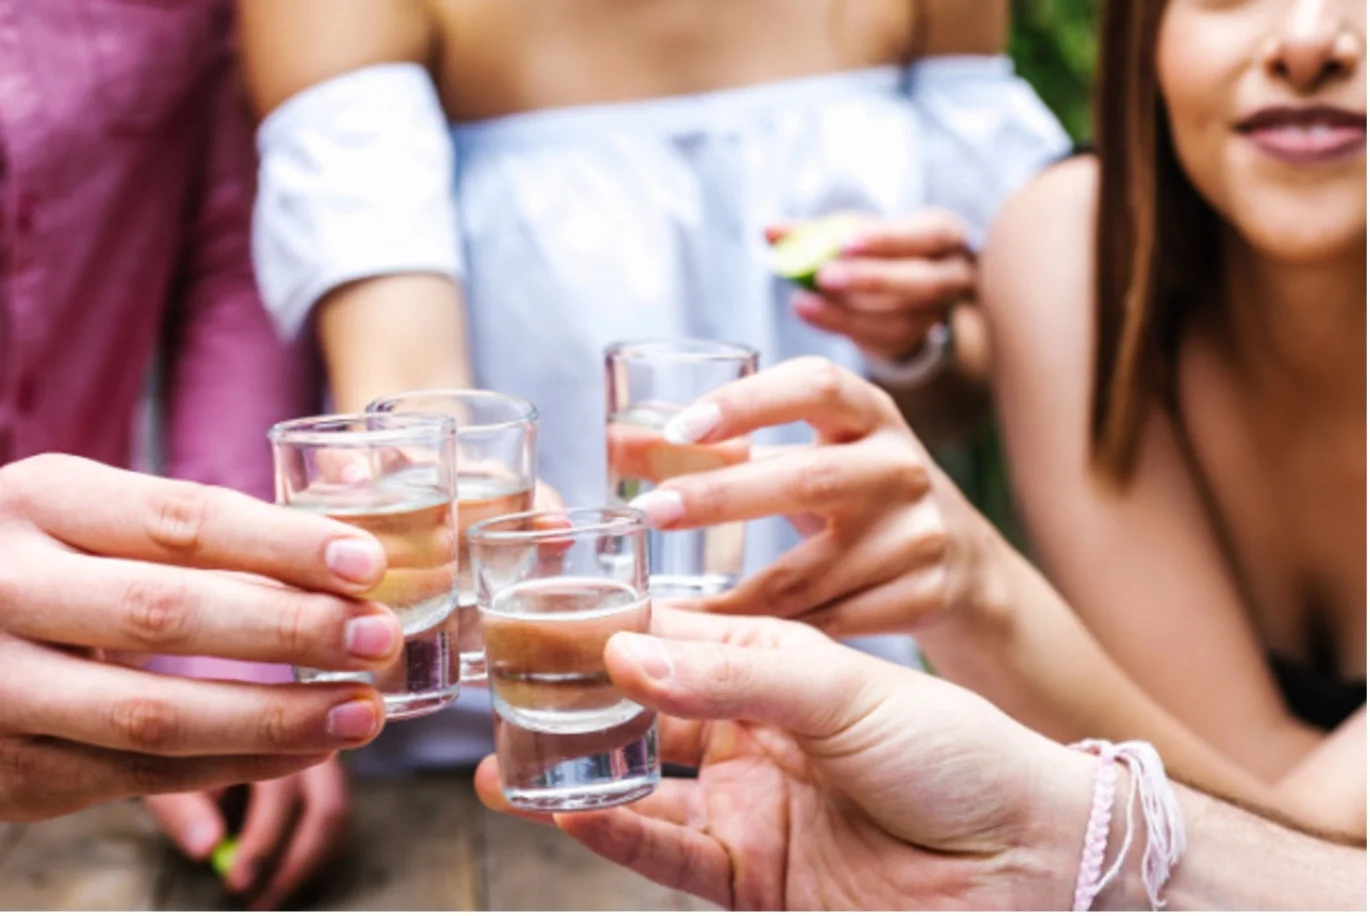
{"left": 605, "top": 338, "right": 758, "bottom": 364}
{"left": 366, "top": 388, "right": 539, "bottom": 433}
{"left": 268, "top": 412, "right": 457, "bottom": 447}
{"left": 467, "top": 506, "right": 646, "bottom": 545}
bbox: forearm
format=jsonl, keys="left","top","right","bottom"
{"left": 315, "top": 274, "right": 471, "bottom": 413}
{"left": 916, "top": 531, "right": 1277, "bottom": 810}
{"left": 1100, "top": 779, "right": 1366, "bottom": 911}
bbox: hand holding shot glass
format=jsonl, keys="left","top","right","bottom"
{"left": 605, "top": 340, "right": 758, "bottom": 597}
{"left": 270, "top": 413, "right": 462, "bottom": 720}
{"left": 468, "top": 508, "right": 659, "bottom": 812}
{"left": 368, "top": 390, "right": 538, "bottom": 685}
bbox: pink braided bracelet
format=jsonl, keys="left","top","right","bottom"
{"left": 1069, "top": 739, "right": 1187, "bottom": 911}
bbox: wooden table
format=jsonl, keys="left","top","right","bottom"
{"left": 0, "top": 774, "right": 718, "bottom": 911}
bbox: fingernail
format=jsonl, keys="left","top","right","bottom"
{"left": 345, "top": 615, "right": 400, "bottom": 660}
{"left": 326, "top": 698, "right": 381, "bottom": 741}
{"left": 840, "top": 235, "right": 869, "bottom": 255}
{"left": 663, "top": 402, "right": 721, "bottom": 444}
{"left": 185, "top": 821, "right": 220, "bottom": 859}
{"left": 615, "top": 633, "right": 675, "bottom": 681}
{"left": 325, "top": 538, "right": 385, "bottom": 585}
{"left": 816, "top": 263, "right": 851, "bottom": 289}
{"left": 791, "top": 291, "right": 825, "bottom": 315}
{"left": 629, "top": 489, "right": 684, "bottom": 527}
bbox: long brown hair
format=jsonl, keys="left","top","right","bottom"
{"left": 1091, "top": 0, "right": 1220, "bottom": 484}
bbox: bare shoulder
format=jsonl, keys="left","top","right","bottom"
{"left": 921, "top": 0, "right": 1009, "bottom": 55}
{"left": 237, "top": 0, "right": 435, "bottom": 116}
{"left": 980, "top": 156, "right": 1099, "bottom": 377}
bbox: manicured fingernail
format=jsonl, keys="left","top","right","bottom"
{"left": 792, "top": 291, "right": 825, "bottom": 315}
{"left": 327, "top": 698, "right": 381, "bottom": 741}
{"left": 185, "top": 821, "right": 220, "bottom": 859}
{"left": 614, "top": 633, "right": 675, "bottom": 681}
{"left": 345, "top": 615, "right": 400, "bottom": 660}
{"left": 816, "top": 263, "right": 851, "bottom": 289}
{"left": 325, "top": 538, "right": 385, "bottom": 585}
{"left": 629, "top": 489, "right": 684, "bottom": 527}
{"left": 663, "top": 402, "right": 721, "bottom": 444}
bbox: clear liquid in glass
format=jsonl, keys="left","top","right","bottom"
{"left": 293, "top": 481, "right": 461, "bottom": 719}
{"left": 483, "top": 577, "right": 658, "bottom": 810}
{"left": 456, "top": 471, "right": 534, "bottom": 683}
{"left": 607, "top": 403, "right": 749, "bottom": 597}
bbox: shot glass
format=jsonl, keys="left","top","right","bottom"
{"left": 469, "top": 508, "right": 659, "bottom": 811}
{"left": 368, "top": 390, "right": 538, "bottom": 685}
{"left": 605, "top": 339, "right": 758, "bottom": 597}
{"left": 269, "top": 413, "right": 461, "bottom": 720}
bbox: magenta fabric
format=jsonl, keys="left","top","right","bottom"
{"left": 0, "top": 1, "right": 311, "bottom": 685}
{"left": 0, "top": 0, "right": 313, "bottom": 497}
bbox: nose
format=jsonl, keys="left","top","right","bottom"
{"left": 1264, "top": 0, "right": 1362, "bottom": 92}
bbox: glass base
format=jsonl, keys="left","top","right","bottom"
{"left": 384, "top": 686, "right": 462, "bottom": 720}
{"left": 296, "top": 618, "right": 460, "bottom": 721}
{"left": 648, "top": 573, "right": 737, "bottom": 599}
{"left": 505, "top": 775, "right": 658, "bottom": 812}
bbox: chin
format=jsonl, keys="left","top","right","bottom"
{"left": 1220, "top": 177, "right": 1367, "bottom": 266}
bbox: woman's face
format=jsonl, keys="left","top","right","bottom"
{"left": 1158, "top": 0, "right": 1366, "bottom": 264}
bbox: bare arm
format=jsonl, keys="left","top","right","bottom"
{"left": 920, "top": 0, "right": 1009, "bottom": 55}
{"left": 238, "top": 0, "right": 472, "bottom": 412}
{"left": 976, "top": 159, "right": 1359, "bottom": 823}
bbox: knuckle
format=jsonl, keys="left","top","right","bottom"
{"left": 256, "top": 702, "right": 297, "bottom": 753}
{"left": 0, "top": 737, "right": 39, "bottom": 796}
{"left": 805, "top": 359, "right": 849, "bottom": 408}
{"left": 119, "top": 574, "right": 196, "bottom": 650}
{"left": 273, "top": 595, "right": 320, "bottom": 659}
{"left": 109, "top": 697, "right": 180, "bottom": 752}
{"left": 795, "top": 459, "right": 848, "bottom": 507}
{"left": 144, "top": 482, "right": 211, "bottom": 557}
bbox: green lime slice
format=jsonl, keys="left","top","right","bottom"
{"left": 769, "top": 215, "right": 860, "bottom": 291}
{"left": 210, "top": 837, "right": 240, "bottom": 877}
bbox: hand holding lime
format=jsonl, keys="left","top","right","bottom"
{"left": 768, "top": 215, "right": 862, "bottom": 290}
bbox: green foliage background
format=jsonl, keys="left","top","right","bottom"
{"left": 950, "top": 1, "right": 1100, "bottom": 549}
{"left": 1009, "top": 0, "right": 1100, "bottom": 142}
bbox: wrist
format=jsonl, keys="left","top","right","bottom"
{"left": 1015, "top": 741, "right": 1102, "bottom": 909}
{"left": 864, "top": 321, "right": 953, "bottom": 389}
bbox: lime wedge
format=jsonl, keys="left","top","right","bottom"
{"left": 210, "top": 837, "right": 239, "bottom": 877}
{"left": 769, "top": 215, "right": 860, "bottom": 290}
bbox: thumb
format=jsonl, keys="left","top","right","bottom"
{"left": 144, "top": 791, "right": 226, "bottom": 861}
{"left": 604, "top": 633, "right": 875, "bottom": 740}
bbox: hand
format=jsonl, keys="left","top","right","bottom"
{"left": 146, "top": 758, "right": 349, "bottom": 911}
{"left": 627, "top": 358, "right": 1004, "bottom": 638}
{"left": 474, "top": 607, "right": 1093, "bottom": 909}
{"left": 0, "top": 454, "right": 403, "bottom": 821}
{"left": 769, "top": 210, "right": 975, "bottom": 363}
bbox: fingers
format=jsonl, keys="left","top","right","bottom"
{"left": 802, "top": 565, "right": 949, "bottom": 638}
{"left": 227, "top": 777, "right": 298, "bottom": 894}
{"left": 631, "top": 439, "right": 927, "bottom": 532}
{"left": 814, "top": 255, "right": 976, "bottom": 304}
{"left": 533, "top": 480, "right": 564, "bottom": 510}
{"left": 652, "top": 357, "right": 890, "bottom": 447}
{"left": 649, "top": 604, "right": 830, "bottom": 650}
{"left": 2, "top": 455, "right": 387, "bottom": 597}
{"left": 0, "top": 553, "right": 403, "bottom": 669}
{"left": 793, "top": 291, "right": 942, "bottom": 360}
{"left": 2, "top": 639, "right": 386, "bottom": 756}
{"left": 249, "top": 762, "right": 349, "bottom": 910}
{"left": 0, "top": 736, "right": 329, "bottom": 823}
{"left": 604, "top": 634, "right": 876, "bottom": 742}
{"left": 144, "top": 791, "right": 226, "bottom": 860}
{"left": 555, "top": 808, "right": 733, "bottom": 908}
{"left": 838, "top": 210, "right": 969, "bottom": 258}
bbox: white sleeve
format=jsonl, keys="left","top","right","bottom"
{"left": 252, "top": 63, "right": 462, "bottom": 341}
{"left": 908, "top": 55, "right": 1073, "bottom": 249}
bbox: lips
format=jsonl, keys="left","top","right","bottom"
{"left": 1236, "top": 105, "right": 1367, "bottom": 164}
